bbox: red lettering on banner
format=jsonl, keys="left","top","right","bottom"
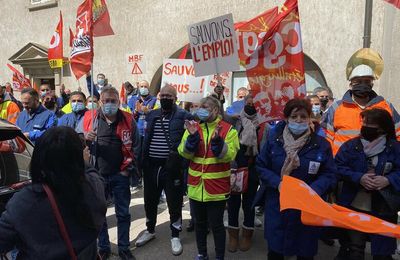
{"left": 163, "top": 62, "right": 196, "bottom": 76}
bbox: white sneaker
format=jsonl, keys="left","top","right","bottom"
{"left": 254, "top": 217, "right": 263, "bottom": 227}
{"left": 135, "top": 231, "right": 155, "bottom": 247}
{"left": 171, "top": 237, "right": 183, "bottom": 256}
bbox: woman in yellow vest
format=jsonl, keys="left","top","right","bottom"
{"left": 178, "top": 96, "right": 239, "bottom": 260}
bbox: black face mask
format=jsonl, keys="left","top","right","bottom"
{"left": 361, "top": 126, "right": 381, "bottom": 142}
{"left": 44, "top": 100, "right": 56, "bottom": 110}
{"left": 352, "top": 83, "right": 373, "bottom": 98}
{"left": 320, "top": 98, "right": 329, "bottom": 107}
{"left": 160, "top": 98, "right": 174, "bottom": 110}
{"left": 244, "top": 105, "right": 257, "bottom": 115}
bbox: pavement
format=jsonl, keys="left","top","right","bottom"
{"left": 104, "top": 187, "right": 400, "bottom": 260}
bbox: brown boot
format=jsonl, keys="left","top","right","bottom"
{"left": 227, "top": 227, "right": 239, "bottom": 252}
{"left": 239, "top": 227, "right": 254, "bottom": 251}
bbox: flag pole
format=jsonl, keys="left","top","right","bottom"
{"left": 91, "top": 65, "right": 94, "bottom": 129}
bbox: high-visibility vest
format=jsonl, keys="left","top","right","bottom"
{"left": 187, "top": 119, "right": 234, "bottom": 202}
{"left": 323, "top": 96, "right": 400, "bottom": 155}
{"left": 0, "top": 100, "right": 19, "bottom": 124}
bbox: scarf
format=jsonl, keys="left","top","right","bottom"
{"left": 239, "top": 110, "right": 259, "bottom": 156}
{"left": 281, "top": 125, "right": 311, "bottom": 177}
{"left": 361, "top": 135, "right": 386, "bottom": 158}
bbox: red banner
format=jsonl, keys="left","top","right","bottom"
{"left": 69, "top": 27, "right": 75, "bottom": 48}
{"left": 7, "top": 64, "right": 31, "bottom": 91}
{"left": 384, "top": 0, "right": 400, "bottom": 9}
{"left": 70, "top": 0, "right": 94, "bottom": 80}
{"left": 236, "top": 0, "right": 306, "bottom": 123}
{"left": 48, "top": 11, "right": 63, "bottom": 69}
{"left": 92, "top": 0, "right": 114, "bottom": 37}
{"left": 280, "top": 176, "right": 400, "bottom": 238}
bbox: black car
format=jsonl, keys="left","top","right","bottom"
{"left": 0, "top": 119, "right": 33, "bottom": 214}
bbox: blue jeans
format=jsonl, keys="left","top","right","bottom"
{"left": 98, "top": 173, "right": 131, "bottom": 252}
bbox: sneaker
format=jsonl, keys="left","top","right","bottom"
{"left": 98, "top": 250, "right": 111, "bottom": 260}
{"left": 171, "top": 237, "right": 183, "bottom": 256}
{"left": 254, "top": 217, "right": 262, "bottom": 227}
{"left": 135, "top": 231, "right": 156, "bottom": 247}
{"left": 119, "top": 249, "right": 135, "bottom": 260}
{"left": 195, "top": 254, "right": 209, "bottom": 260}
{"left": 223, "top": 220, "right": 228, "bottom": 228}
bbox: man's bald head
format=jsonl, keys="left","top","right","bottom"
{"left": 139, "top": 80, "right": 149, "bottom": 88}
{"left": 160, "top": 84, "right": 177, "bottom": 99}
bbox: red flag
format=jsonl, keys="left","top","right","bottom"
{"left": 33, "top": 82, "right": 40, "bottom": 92}
{"left": 70, "top": 0, "right": 94, "bottom": 80}
{"left": 120, "top": 83, "right": 127, "bottom": 104}
{"left": 236, "top": 0, "right": 306, "bottom": 123}
{"left": 92, "top": 0, "right": 114, "bottom": 37}
{"left": 384, "top": 0, "right": 400, "bottom": 9}
{"left": 48, "top": 11, "right": 63, "bottom": 68}
{"left": 178, "top": 44, "right": 189, "bottom": 59}
{"left": 7, "top": 64, "right": 31, "bottom": 91}
{"left": 69, "top": 27, "right": 75, "bottom": 47}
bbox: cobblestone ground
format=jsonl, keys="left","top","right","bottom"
{"left": 104, "top": 188, "right": 399, "bottom": 260}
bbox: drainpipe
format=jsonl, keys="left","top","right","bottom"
{"left": 363, "top": 0, "right": 373, "bottom": 48}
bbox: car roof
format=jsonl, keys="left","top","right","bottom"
{"left": 0, "top": 119, "right": 31, "bottom": 143}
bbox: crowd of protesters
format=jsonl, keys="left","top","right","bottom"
{"left": 0, "top": 62, "right": 400, "bottom": 260}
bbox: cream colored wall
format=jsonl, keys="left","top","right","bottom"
{"left": 0, "top": 0, "right": 398, "bottom": 108}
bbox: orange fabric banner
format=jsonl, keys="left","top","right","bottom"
{"left": 236, "top": 0, "right": 306, "bottom": 123}
{"left": 48, "top": 11, "right": 63, "bottom": 68}
{"left": 92, "top": 0, "right": 114, "bottom": 37}
{"left": 120, "top": 83, "right": 126, "bottom": 104}
{"left": 280, "top": 176, "right": 400, "bottom": 238}
{"left": 7, "top": 64, "right": 31, "bottom": 91}
{"left": 70, "top": 0, "right": 94, "bottom": 80}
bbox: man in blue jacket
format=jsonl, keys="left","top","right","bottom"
{"left": 16, "top": 88, "right": 56, "bottom": 143}
{"left": 135, "top": 84, "right": 192, "bottom": 256}
{"left": 58, "top": 91, "right": 87, "bottom": 131}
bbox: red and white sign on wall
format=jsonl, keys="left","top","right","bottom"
{"left": 126, "top": 54, "right": 146, "bottom": 75}
{"left": 188, "top": 13, "right": 239, "bottom": 77}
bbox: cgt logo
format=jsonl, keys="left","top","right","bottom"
{"left": 121, "top": 130, "right": 131, "bottom": 144}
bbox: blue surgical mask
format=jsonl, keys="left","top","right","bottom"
{"left": 312, "top": 105, "right": 321, "bottom": 116}
{"left": 139, "top": 87, "right": 149, "bottom": 96}
{"left": 86, "top": 102, "right": 98, "bottom": 110}
{"left": 288, "top": 121, "right": 309, "bottom": 135}
{"left": 102, "top": 103, "right": 119, "bottom": 116}
{"left": 196, "top": 108, "right": 210, "bottom": 121}
{"left": 71, "top": 102, "right": 86, "bottom": 112}
{"left": 97, "top": 79, "right": 105, "bottom": 86}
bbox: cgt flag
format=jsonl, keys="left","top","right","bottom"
{"left": 236, "top": 0, "right": 306, "bottom": 123}
{"left": 70, "top": 0, "right": 94, "bottom": 80}
{"left": 48, "top": 11, "right": 63, "bottom": 69}
{"left": 384, "top": 0, "right": 400, "bottom": 9}
{"left": 92, "top": 0, "right": 114, "bottom": 37}
{"left": 7, "top": 64, "right": 31, "bottom": 91}
{"left": 280, "top": 176, "right": 400, "bottom": 239}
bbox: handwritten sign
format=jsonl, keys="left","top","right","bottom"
{"left": 161, "top": 59, "right": 207, "bottom": 102}
{"left": 188, "top": 13, "right": 239, "bottom": 77}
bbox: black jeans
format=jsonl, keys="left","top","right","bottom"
{"left": 191, "top": 199, "right": 226, "bottom": 259}
{"left": 143, "top": 158, "right": 183, "bottom": 237}
{"left": 268, "top": 251, "right": 314, "bottom": 260}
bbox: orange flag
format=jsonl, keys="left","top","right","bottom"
{"left": 280, "top": 176, "right": 400, "bottom": 238}
{"left": 48, "top": 11, "right": 63, "bottom": 68}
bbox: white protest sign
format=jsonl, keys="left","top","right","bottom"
{"left": 188, "top": 13, "right": 239, "bottom": 77}
{"left": 206, "top": 71, "right": 232, "bottom": 107}
{"left": 126, "top": 54, "right": 146, "bottom": 75}
{"left": 161, "top": 59, "right": 207, "bottom": 102}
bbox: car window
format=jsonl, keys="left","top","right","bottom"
{"left": 0, "top": 137, "right": 33, "bottom": 187}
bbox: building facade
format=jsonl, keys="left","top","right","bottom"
{"left": 1, "top": 0, "right": 399, "bottom": 107}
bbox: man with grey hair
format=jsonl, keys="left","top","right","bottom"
{"left": 313, "top": 86, "right": 332, "bottom": 113}
{"left": 78, "top": 86, "right": 140, "bottom": 260}
{"left": 136, "top": 84, "right": 193, "bottom": 256}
